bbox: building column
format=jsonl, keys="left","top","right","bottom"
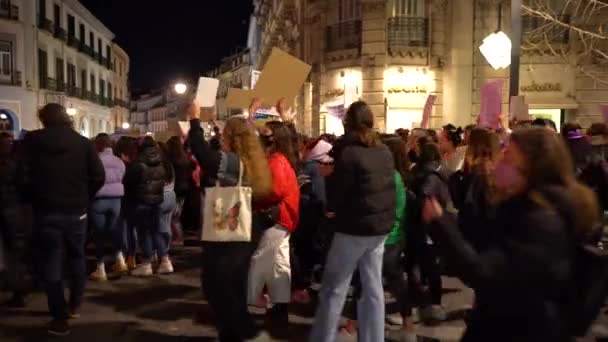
{"left": 443, "top": 0, "right": 474, "bottom": 126}
{"left": 360, "top": 0, "right": 387, "bottom": 131}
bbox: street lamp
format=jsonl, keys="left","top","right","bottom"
{"left": 122, "top": 122, "right": 130, "bottom": 130}
{"left": 67, "top": 107, "right": 77, "bottom": 116}
{"left": 174, "top": 83, "right": 187, "bottom": 95}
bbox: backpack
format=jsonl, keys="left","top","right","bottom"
{"left": 540, "top": 188, "right": 608, "bottom": 337}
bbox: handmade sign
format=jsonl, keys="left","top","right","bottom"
{"left": 510, "top": 95, "right": 532, "bottom": 122}
{"left": 225, "top": 88, "right": 255, "bottom": 109}
{"left": 195, "top": 77, "right": 220, "bottom": 107}
{"left": 420, "top": 94, "right": 437, "bottom": 129}
{"left": 479, "top": 80, "right": 502, "bottom": 129}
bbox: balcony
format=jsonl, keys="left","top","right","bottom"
{"left": 92, "top": 51, "right": 99, "bottom": 61}
{"left": 101, "top": 57, "right": 109, "bottom": 69}
{"left": 0, "top": 70, "right": 21, "bottom": 86}
{"left": 67, "top": 35, "right": 79, "bottom": 49}
{"left": 523, "top": 15, "right": 570, "bottom": 44}
{"left": 56, "top": 81, "right": 65, "bottom": 92}
{"left": 0, "top": 1, "right": 19, "bottom": 20}
{"left": 66, "top": 86, "right": 79, "bottom": 97}
{"left": 54, "top": 27, "right": 66, "bottom": 41}
{"left": 325, "top": 20, "right": 362, "bottom": 52}
{"left": 38, "top": 17, "right": 54, "bottom": 34}
{"left": 41, "top": 77, "right": 57, "bottom": 91}
{"left": 387, "top": 17, "right": 430, "bottom": 54}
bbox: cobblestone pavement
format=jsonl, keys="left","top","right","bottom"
{"left": 0, "top": 244, "right": 606, "bottom": 342}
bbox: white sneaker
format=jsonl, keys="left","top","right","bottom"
{"left": 89, "top": 264, "right": 107, "bottom": 282}
{"left": 157, "top": 258, "right": 174, "bottom": 274}
{"left": 131, "top": 263, "right": 153, "bottom": 277}
{"left": 112, "top": 253, "right": 129, "bottom": 275}
{"left": 386, "top": 313, "right": 404, "bottom": 326}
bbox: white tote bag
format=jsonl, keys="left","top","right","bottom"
{"left": 201, "top": 162, "right": 252, "bottom": 242}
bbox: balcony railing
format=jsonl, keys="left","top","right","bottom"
{"left": 0, "top": 70, "right": 21, "bottom": 86}
{"left": 523, "top": 15, "right": 570, "bottom": 44}
{"left": 56, "top": 81, "right": 66, "bottom": 92}
{"left": 42, "top": 77, "right": 57, "bottom": 91}
{"left": 66, "top": 86, "right": 79, "bottom": 97}
{"left": 0, "top": 1, "right": 19, "bottom": 20}
{"left": 387, "top": 17, "right": 429, "bottom": 53}
{"left": 325, "top": 20, "right": 362, "bottom": 52}
{"left": 54, "top": 27, "right": 66, "bottom": 41}
{"left": 67, "top": 35, "right": 79, "bottom": 48}
{"left": 38, "top": 17, "right": 54, "bottom": 34}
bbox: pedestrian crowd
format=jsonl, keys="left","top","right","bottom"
{"left": 1, "top": 100, "right": 608, "bottom": 342}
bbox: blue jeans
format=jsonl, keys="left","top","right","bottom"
{"left": 135, "top": 205, "right": 161, "bottom": 262}
{"left": 158, "top": 191, "right": 177, "bottom": 257}
{"left": 309, "top": 233, "right": 387, "bottom": 342}
{"left": 91, "top": 198, "right": 122, "bottom": 263}
{"left": 36, "top": 214, "right": 87, "bottom": 321}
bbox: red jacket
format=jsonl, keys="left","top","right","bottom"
{"left": 259, "top": 152, "right": 300, "bottom": 232}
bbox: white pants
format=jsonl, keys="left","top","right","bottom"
{"left": 248, "top": 225, "right": 291, "bottom": 304}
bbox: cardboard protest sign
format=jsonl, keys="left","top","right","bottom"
{"left": 600, "top": 104, "right": 608, "bottom": 124}
{"left": 420, "top": 94, "right": 437, "bottom": 129}
{"left": 509, "top": 95, "right": 532, "bottom": 121}
{"left": 195, "top": 77, "right": 220, "bottom": 107}
{"left": 225, "top": 88, "right": 255, "bottom": 109}
{"left": 253, "top": 48, "right": 312, "bottom": 107}
{"left": 479, "top": 80, "right": 502, "bottom": 129}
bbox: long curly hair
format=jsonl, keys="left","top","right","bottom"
{"left": 265, "top": 121, "right": 299, "bottom": 171}
{"left": 223, "top": 117, "right": 272, "bottom": 198}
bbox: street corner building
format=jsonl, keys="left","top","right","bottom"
{"left": 0, "top": 0, "right": 130, "bottom": 138}
{"left": 210, "top": 0, "right": 608, "bottom": 136}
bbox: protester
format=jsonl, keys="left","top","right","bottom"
{"left": 249, "top": 119, "right": 300, "bottom": 328}
{"left": 89, "top": 133, "right": 127, "bottom": 282}
{"left": 157, "top": 143, "right": 177, "bottom": 274}
{"left": 114, "top": 137, "right": 139, "bottom": 270}
{"left": 423, "top": 126, "right": 600, "bottom": 341}
{"left": 309, "top": 101, "right": 395, "bottom": 342}
{"left": 166, "top": 136, "right": 192, "bottom": 245}
{"left": 22, "top": 103, "right": 105, "bottom": 336}
{"left": 440, "top": 125, "right": 465, "bottom": 174}
{"left": 124, "top": 136, "right": 166, "bottom": 276}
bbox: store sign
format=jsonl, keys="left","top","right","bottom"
{"left": 387, "top": 86, "right": 428, "bottom": 94}
{"left": 323, "top": 89, "right": 345, "bottom": 99}
{"left": 520, "top": 82, "right": 562, "bottom": 92}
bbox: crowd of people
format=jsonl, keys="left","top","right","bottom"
{"left": 0, "top": 99, "right": 607, "bottom": 342}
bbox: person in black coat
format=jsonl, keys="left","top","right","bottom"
{"left": 22, "top": 104, "right": 105, "bottom": 336}
{"left": 165, "top": 136, "right": 192, "bottom": 244}
{"left": 422, "top": 127, "right": 600, "bottom": 342}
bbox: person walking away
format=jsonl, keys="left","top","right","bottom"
{"left": 22, "top": 104, "right": 104, "bottom": 336}
{"left": 249, "top": 119, "right": 300, "bottom": 331}
{"left": 0, "top": 132, "right": 26, "bottom": 307}
{"left": 188, "top": 103, "right": 273, "bottom": 341}
{"left": 166, "top": 136, "right": 192, "bottom": 245}
{"left": 114, "top": 137, "right": 139, "bottom": 270}
{"left": 89, "top": 134, "right": 126, "bottom": 281}
{"left": 422, "top": 126, "right": 600, "bottom": 341}
{"left": 309, "top": 101, "right": 396, "bottom": 342}
{"left": 407, "top": 141, "right": 450, "bottom": 324}
{"left": 156, "top": 143, "right": 177, "bottom": 274}
{"left": 124, "top": 137, "right": 165, "bottom": 276}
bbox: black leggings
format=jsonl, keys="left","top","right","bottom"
{"left": 405, "top": 240, "right": 443, "bottom": 306}
{"left": 351, "top": 243, "right": 413, "bottom": 319}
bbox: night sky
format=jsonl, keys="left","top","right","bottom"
{"left": 79, "top": 0, "right": 253, "bottom": 95}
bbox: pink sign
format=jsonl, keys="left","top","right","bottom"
{"left": 601, "top": 104, "right": 608, "bottom": 124}
{"left": 479, "top": 80, "right": 503, "bottom": 129}
{"left": 420, "top": 94, "right": 437, "bottom": 129}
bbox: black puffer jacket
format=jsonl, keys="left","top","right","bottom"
{"left": 172, "top": 159, "right": 192, "bottom": 198}
{"left": 125, "top": 145, "right": 165, "bottom": 206}
{"left": 330, "top": 133, "right": 396, "bottom": 236}
{"left": 428, "top": 187, "right": 575, "bottom": 342}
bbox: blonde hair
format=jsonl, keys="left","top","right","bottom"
{"left": 223, "top": 117, "right": 272, "bottom": 198}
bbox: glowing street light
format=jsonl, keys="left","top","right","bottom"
{"left": 146, "top": 132, "right": 153, "bottom": 136}
{"left": 174, "top": 83, "right": 187, "bottom": 95}
{"left": 479, "top": 31, "right": 512, "bottom": 70}
{"left": 66, "top": 107, "right": 77, "bottom": 116}
{"left": 122, "top": 122, "right": 130, "bottom": 130}
{"left": 0, "top": 113, "right": 7, "bottom": 120}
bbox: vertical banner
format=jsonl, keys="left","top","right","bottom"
{"left": 420, "top": 94, "right": 437, "bottom": 129}
{"left": 600, "top": 104, "right": 608, "bottom": 124}
{"left": 479, "top": 80, "right": 503, "bottom": 129}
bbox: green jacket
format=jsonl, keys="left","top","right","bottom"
{"left": 385, "top": 171, "right": 406, "bottom": 246}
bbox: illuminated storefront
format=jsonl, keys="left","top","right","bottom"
{"left": 321, "top": 69, "right": 362, "bottom": 135}
{"left": 384, "top": 67, "right": 436, "bottom": 132}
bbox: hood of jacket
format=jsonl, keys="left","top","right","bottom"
{"left": 140, "top": 146, "right": 162, "bottom": 167}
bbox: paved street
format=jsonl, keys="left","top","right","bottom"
{"left": 1, "top": 243, "right": 607, "bottom": 342}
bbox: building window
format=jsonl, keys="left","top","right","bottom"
{"left": 90, "top": 73, "right": 95, "bottom": 94}
{"left": 80, "top": 69, "right": 86, "bottom": 91}
{"left": 55, "top": 57, "right": 64, "bottom": 87}
{"left": 38, "top": 0, "right": 46, "bottom": 18}
{"left": 106, "top": 45, "right": 110, "bottom": 62}
{"left": 89, "top": 32, "right": 94, "bottom": 48}
{"left": 53, "top": 3, "right": 60, "bottom": 27}
{"left": 97, "top": 38, "right": 101, "bottom": 56}
{"left": 100, "top": 79, "right": 105, "bottom": 98}
{"left": 107, "top": 82, "right": 112, "bottom": 99}
{"left": 79, "top": 23, "right": 84, "bottom": 40}
{"left": 67, "top": 63, "right": 76, "bottom": 89}
{"left": 392, "top": 0, "right": 425, "bottom": 17}
{"left": 0, "top": 42, "right": 12, "bottom": 77}
{"left": 67, "top": 14, "right": 75, "bottom": 37}
{"left": 338, "top": 0, "right": 360, "bottom": 22}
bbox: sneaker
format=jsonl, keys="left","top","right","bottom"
{"left": 89, "top": 265, "right": 107, "bottom": 282}
{"left": 292, "top": 289, "right": 311, "bottom": 304}
{"left": 47, "top": 319, "right": 70, "bottom": 336}
{"left": 386, "top": 313, "right": 404, "bottom": 326}
{"left": 386, "top": 329, "right": 417, "bottom": 342}
{"left": 113, "top": 253, "right": 129, "bottom": 275}
{"left": 126, "top": 256, "right": 137, "bottom": 270}
{"left": 131, "top": 263, "right": 153, "bottom": 277}
{"left": 252, "top": 294, "right": 270, "bottom": 309}
{"left": 157, "top": 258, "right": 174, "bottom": 274}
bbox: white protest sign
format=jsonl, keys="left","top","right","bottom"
{"left": 195, "top": 77, "right": 220, "bottom": 107}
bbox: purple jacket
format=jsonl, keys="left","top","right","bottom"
{"left": 96, "top": 148, "right": 126, "bottom": 198}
